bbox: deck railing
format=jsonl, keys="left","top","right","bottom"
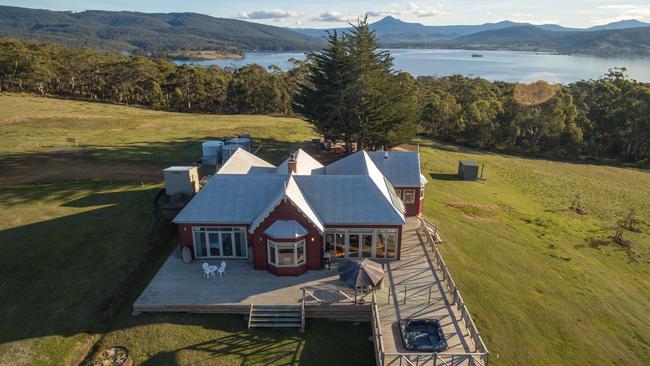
{"left": 417, "top": 218, "right": 489, "bottom": 366}
{"left": 370, "top": 290, "right": 385, "bottom": 366}
{"left": 302, "top": 286, "right": 369, "bottom": 305}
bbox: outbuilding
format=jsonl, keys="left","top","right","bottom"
{"left": 458, "top": 160, "right": 479, "bottom": 181}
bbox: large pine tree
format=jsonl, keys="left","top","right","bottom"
{"left": 295, "top": 18, "right": 418, "bottom": 151}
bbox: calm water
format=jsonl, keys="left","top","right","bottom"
{"left": 178, "top": 48, "right": 650, "bottom": 83}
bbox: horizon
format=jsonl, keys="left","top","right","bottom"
{"left": 3, "top": 1, "right": 650, "bottom": 29}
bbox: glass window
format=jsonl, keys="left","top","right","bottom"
{"left": 420, "top": 187, "right": 425, "bottom": 199}
{"left": 395, "top": 189, "right": 402, "bottom": 198}
{"left": 268, "top": 240, "right": 306, "bottom": 267}
{"left": 268, "top": 242, "right": 276, "bottom": 264}
{"left": 192, "top": 227, "right": 247, "bottom": 258}
{"left": 297, "top": 244, "right": 305, "bottom": 264}
{"left": 208, "top": 232, "right": 221, "bottom": 256}
{"left": 362, "top": 234, "right": 373, "bottom": 258}
{"left": 376, "top": 232, "right": 386, "bottom": 258}
{"left": 386, "top": 232, "right": 397, "bottom": 258}
{"left": 278, "top": 246, "right": 294, "bottom": 265}
{"left": 335, "top": 233, "right": 345, "bottom": 257}
{"left": 348, "top": 234, "right": 360, "bottom": 257}
{"left": 325, "top": 234, "right": 335, "bottom": 254}
{"left": 403, "top": 189, "right": 416, "bottom": 204}
{"left": 194, "top": 231, "right": 207, "bottom": 257}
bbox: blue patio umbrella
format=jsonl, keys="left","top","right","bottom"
{"left": 338, "top": 259, "right": 384, "bottom": 288}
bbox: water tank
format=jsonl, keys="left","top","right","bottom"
{"left": 226, "top": 137, "right": 251, "bottom": 151}
{"left": 202, "top": 140, "right": 223, "bottom": 165}
{"left": 221, "top": 144, "right": 240, "bottom": 163}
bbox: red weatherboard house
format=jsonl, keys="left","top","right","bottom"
{"left": 174, "top": 148, "right": 427, "bottom": 276}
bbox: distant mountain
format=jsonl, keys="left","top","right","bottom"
{"left": 588, "top": 19, "right": 650, "bottom": 31}
{"left": 448, "top": 25, "right": 650, "bottom": 56}
{"left": 0, "top": 6, "right": 324, "bottom": 53}
{"left": 293, "top": 16, "right": 650, "bottom": 56}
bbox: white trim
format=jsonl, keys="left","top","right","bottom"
{"left": 192, "top": 226, "right": 248, "bottom": 259}
{"left": 267, "top": 239, "right": 306, "bottom": 267}
{"left": 323, "top": 228, "right": 398, "bottom": 259}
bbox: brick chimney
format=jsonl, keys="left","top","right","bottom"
{"left": 288, "top": 154, "right": 297, "bottom": 174}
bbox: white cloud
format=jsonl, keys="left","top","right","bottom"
{"left": 592, "top": 4, "right": 650, "bottom": 24}
{"left": 366, "top": 9, "right": 403, "bottom": 18}
{"left": 237, "top": 9, "right": 298, "bottom": 20}
{"left": 406, "top": 2, "right": 446, "bottom": 18}
{"left": 312, "top": 11, "right": 358, "bottom": 22}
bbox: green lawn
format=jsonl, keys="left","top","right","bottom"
{"left": 0, "top": 94, "right": 648, "bottom": 365}
{"left": 419, "top": 141, "right": 650, "bottom": 365}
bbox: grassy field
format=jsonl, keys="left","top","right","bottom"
{"left": 0, "top": 94, "right": 371, "bottom": 366}
{"left": 0, "top": 94, "right": 649, "bottom": 365}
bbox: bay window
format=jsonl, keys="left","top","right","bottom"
{"left": 268, "top": 240, "right": 306, "bottom": 267}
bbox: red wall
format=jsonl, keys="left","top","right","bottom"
{"left": 250, "top": 200, "right": 323, "bottom": 272}
{"left": 395, "top": 187, "right": 423, "bottom": 217}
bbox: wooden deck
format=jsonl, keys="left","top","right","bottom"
{"left": 373, "top": 219, "right": 485, "bottom": 365}
{"left": 134, "top": 218, "right": 487, "bottom": 365}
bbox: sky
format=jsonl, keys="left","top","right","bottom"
{"left": 3, "top": 1, "right": 650, "bottom": 28}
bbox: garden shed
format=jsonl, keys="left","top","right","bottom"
{"left": 458, "top": 160, "right": 479, "bottom": 181}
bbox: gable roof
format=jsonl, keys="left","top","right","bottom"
{"left": 264, "top": 220, "right": 308, "bottom": 239}
{"left": 217, "top": 148, "right": 276, "bottom": 175}
{"left": 249, "top": 175, "right": 324, "bottom": 233}
{"left": 276, "top": 148, "right": 324, "bottom": 175}
{"left": 366, "top": 151, "right": 426, "bottom": 187}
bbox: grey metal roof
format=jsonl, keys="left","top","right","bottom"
{"left": 460, "top": 160, "right": 479, "bottom": 166}
{"left": 276, "top": 148, "right": 325, "bottom": 175}
{"left": 174, "top": 174, "right": 287, "bottom": 224}
{"left": 366, "top": 151, "right": 424, "bottom": 187}
{"left": 217, "top": 148, "right": 276, "bottom": 175}
{"left": 293, "top": 175, "right": 405, "bottom": 225}
{"left": 265, "top": 220, "right": 308, "bottom": 238}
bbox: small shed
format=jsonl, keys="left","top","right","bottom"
{"left": 458, "top": 160, "right": 479, "bottom": 181}
{"left": 164, "top": 166, "right": 199, "bottom": 196}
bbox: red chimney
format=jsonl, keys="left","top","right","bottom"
{"left": 288, "top": 154, "right": 297, "bottom": 174}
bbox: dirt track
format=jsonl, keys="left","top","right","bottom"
{"left": 0, "top": 150, "right": 166, "bottom": 186}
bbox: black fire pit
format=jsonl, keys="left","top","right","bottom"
{"left": 398, "top": 319, "right": 448, "bottom": 352}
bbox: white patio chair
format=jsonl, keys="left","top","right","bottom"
{"left": 217, "top": 261, "right": 227, "bottom": 277}
{"left": 203, "top": 262, "right": 216, "bottom": 279}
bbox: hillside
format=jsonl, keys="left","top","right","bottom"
{"left": 0, "top": 5, "right": 324, "bottom": 53}
{"left": 0, "top": 94, "right": 649, "bottom": 365}
{"left": 294, "top": 16, "right": 650, "bottom": 56}
{"left": 451, "top": 25, "right": 650, "bottom": 56}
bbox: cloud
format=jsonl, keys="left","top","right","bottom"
{"left": 237, "top": 9, "right": 298, "bottom": 20}
{"left": 406, "top": 2, "right": 446, "bottom": 18}
{"left": 366, "top": 9, "right": 403, "bottom": 17}
{"left": 312, "top": 11, "right": 357, "bottom": 22}
{"left": 592, "top": 4, "right": 650, "bottom": 24}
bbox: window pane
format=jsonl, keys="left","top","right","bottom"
{"left": 278, "top": 247, "right": 295, "bottom": 266}
{"left": 194, "top": 231, "right": 207, "bottom": 257}
{"left": 208, "top": 233, "right": 221, "bottom": 256}
{"left": 222, "top": 233, "right": 233, "bottom": 256}
{"left": 234, "top": 232, "right": 245, "bottom": 257}
{"left": 376, "top": 232, "right": 386, "bottom": 258}
{"left": 269, "top": 243, "right": 276, "bottom": 265}
{"left": 362, "top": 234, "right": 373, "bottom": 258}
{"left": 403, "top": 190, "right": 416, "bottom": 204}
{"left": 386, "top": 232, "right": 397, "bottom": 258}
{"left": 348, "top": 234, "right": 360, "bottom": 257}
{"left": 325, "top": 234, "right": 335, "bottom": 253}
{"left": 335, "top": 233, "right": 345, "bottom": 257}
{"left": 297, "top": 243, "right": 305, "bottom": 264}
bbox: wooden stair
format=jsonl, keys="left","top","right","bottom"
{"left": 248, "top": 304, "right": 304, "bottom": 330}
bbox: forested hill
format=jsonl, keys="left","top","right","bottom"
{"left": 448, "top": 25, "right": 650, "bottom": 56}
{"left": 0, "top": 6, "right": 324, "bottom": 53}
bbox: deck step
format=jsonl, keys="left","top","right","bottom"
{"left": 248, "top": 304, "right": 305, "bottom": 330}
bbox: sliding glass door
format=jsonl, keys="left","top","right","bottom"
{"left": 324, "top": 229, "right": 398, "bottom": 259}
{"left": 192, "top": 227, "right": 248, "bottom": 258}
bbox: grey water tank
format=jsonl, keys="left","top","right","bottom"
{"left": 226, "top": 137, "right": 251, "bottom": 151}
{"left": 202, "top": 140, "right": 223, "bottom": 165}
{"left": 221, "top": 144, "right": 240, "bottom": 163}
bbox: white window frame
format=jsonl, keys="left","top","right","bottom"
{"left": 403, "top": 189, "right": 416, "bottom": 204}
{"left": 267, "top": 240, "right": 306, "bottom": 267}
{"left": 420, "top": 186, "right": 425, "bottom": 200}
{"left": 323, "top": 228, "right": 398, "bottom": 259}
{"left": 192, "top": 227, "right": 248, "bottom": 259}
